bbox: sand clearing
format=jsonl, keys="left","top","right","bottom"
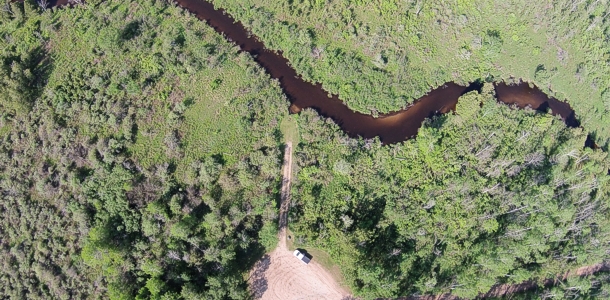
{"left": 249, "top": 247, "right": 351, "bottom": 300}
{"left": 249, "top": 142, "right": 352, "bottom": 300}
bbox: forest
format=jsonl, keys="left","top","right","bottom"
{"left": 0, "top": 0, "right": 609, "bottom": 299}
{"left": 290, "top": 86, "right": 610, "bottom": 299}
{"left": 0, "top": 0, "right": 287, "bottom": 298}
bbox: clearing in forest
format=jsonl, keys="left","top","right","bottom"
{"left": 248, "top": 142, "right": 351, "bottom": 300}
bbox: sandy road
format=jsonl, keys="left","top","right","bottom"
{"left": 278, "top": 141, "right": 292, "bottom": 250}
{"left": 249, "top": 142, "right": 351, "bottom": 300}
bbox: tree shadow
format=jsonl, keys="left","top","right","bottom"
{"left": 121, "top": 20, "right": 141, "bottom": 41}
{"left": 249, "top": 254, "right": 271, "bottom": 299}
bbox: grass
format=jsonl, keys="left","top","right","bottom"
{"left": 0, "top": 123, "right": 12, "bottom": 137}
{"left": 176, "top": 53, "right": 289, "bottom": 180}
{"left": 37, "top": 0, "right": 289, "bottom": 173}
{"left": 178, "top": 63, "right": 259, "bottom": 168}
{"left": 279, "top": 114, "right": 299, "bottom": 144}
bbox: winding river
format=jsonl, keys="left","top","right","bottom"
{"left": 28, "top": 0, "right": 582, "bottom": 143}
{"left": 31, "top": 0, "right": 576, "bottom": 145}
{"left": 172, "top": 0, "right": 579, "bottom": 144}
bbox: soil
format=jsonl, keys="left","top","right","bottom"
{"left": 249, "top": 248, "right": 351, "bottom": 300}
{"left": 248, "top": 142, "right": 352, "bottom": 300}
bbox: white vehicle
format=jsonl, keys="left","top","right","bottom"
{"left": 293, "top": 250, "right": 311, "bottom": 264}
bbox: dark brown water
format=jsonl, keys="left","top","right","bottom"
{"left": 495, "top": 82, "right": 579, "bottom": 128}
{"left": 49, "top": 0, "right": 70, "bottom": 6}
{"left": 173, "top": 0, "right": 580, "bottom": 144}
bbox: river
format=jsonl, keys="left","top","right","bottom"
{"left": 172, "top": 0, "right": 580, "bottom": 144}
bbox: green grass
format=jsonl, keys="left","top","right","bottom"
{"left": 176, "top": 53, "right": 289, "bottom": 180}
{"left": 130, "top": 127, "right": 170, "bottom": 169}
{"left": 0, "top": 123, "right": 12, "bottom": 138}
{"left": 279, "top": 114, "right": 299, "bottom": 144}
{"left": 177, "top": 69, "right": 256, "bottom": 174}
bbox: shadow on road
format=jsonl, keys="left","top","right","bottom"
{"left": 278, "top": 142, "right": 292, "bottom": 249}
{"left": 250, "top": 254, "right": 272, "bottom": 299}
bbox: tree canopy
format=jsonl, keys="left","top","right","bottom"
{"left": 290, "top": 85, "right": 610, "bottom": 298}
{"left": 0, "top": 0, "right": 287, "bottom": 298}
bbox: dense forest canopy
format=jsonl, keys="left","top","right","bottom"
{"left": 0, "top": 0, "right": 609, "bottom": 299}
{"left": 290, "top": 86, "right": 610, "bottom": 298}
{"left": 0, "top": 0, "right": 287, "bottom": 298}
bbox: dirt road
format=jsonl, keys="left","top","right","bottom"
{"left": 278, "top": 141, "right": 292, "bottom": 249}
{"left": 249, "top": 142, "right": 351, "bottom": 300}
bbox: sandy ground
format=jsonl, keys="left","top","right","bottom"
{"left": 249, "top": 247, "right": 351, "bottom": 300}
{"left": 249, "top": 142, "right": 352, "bottom": 300}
